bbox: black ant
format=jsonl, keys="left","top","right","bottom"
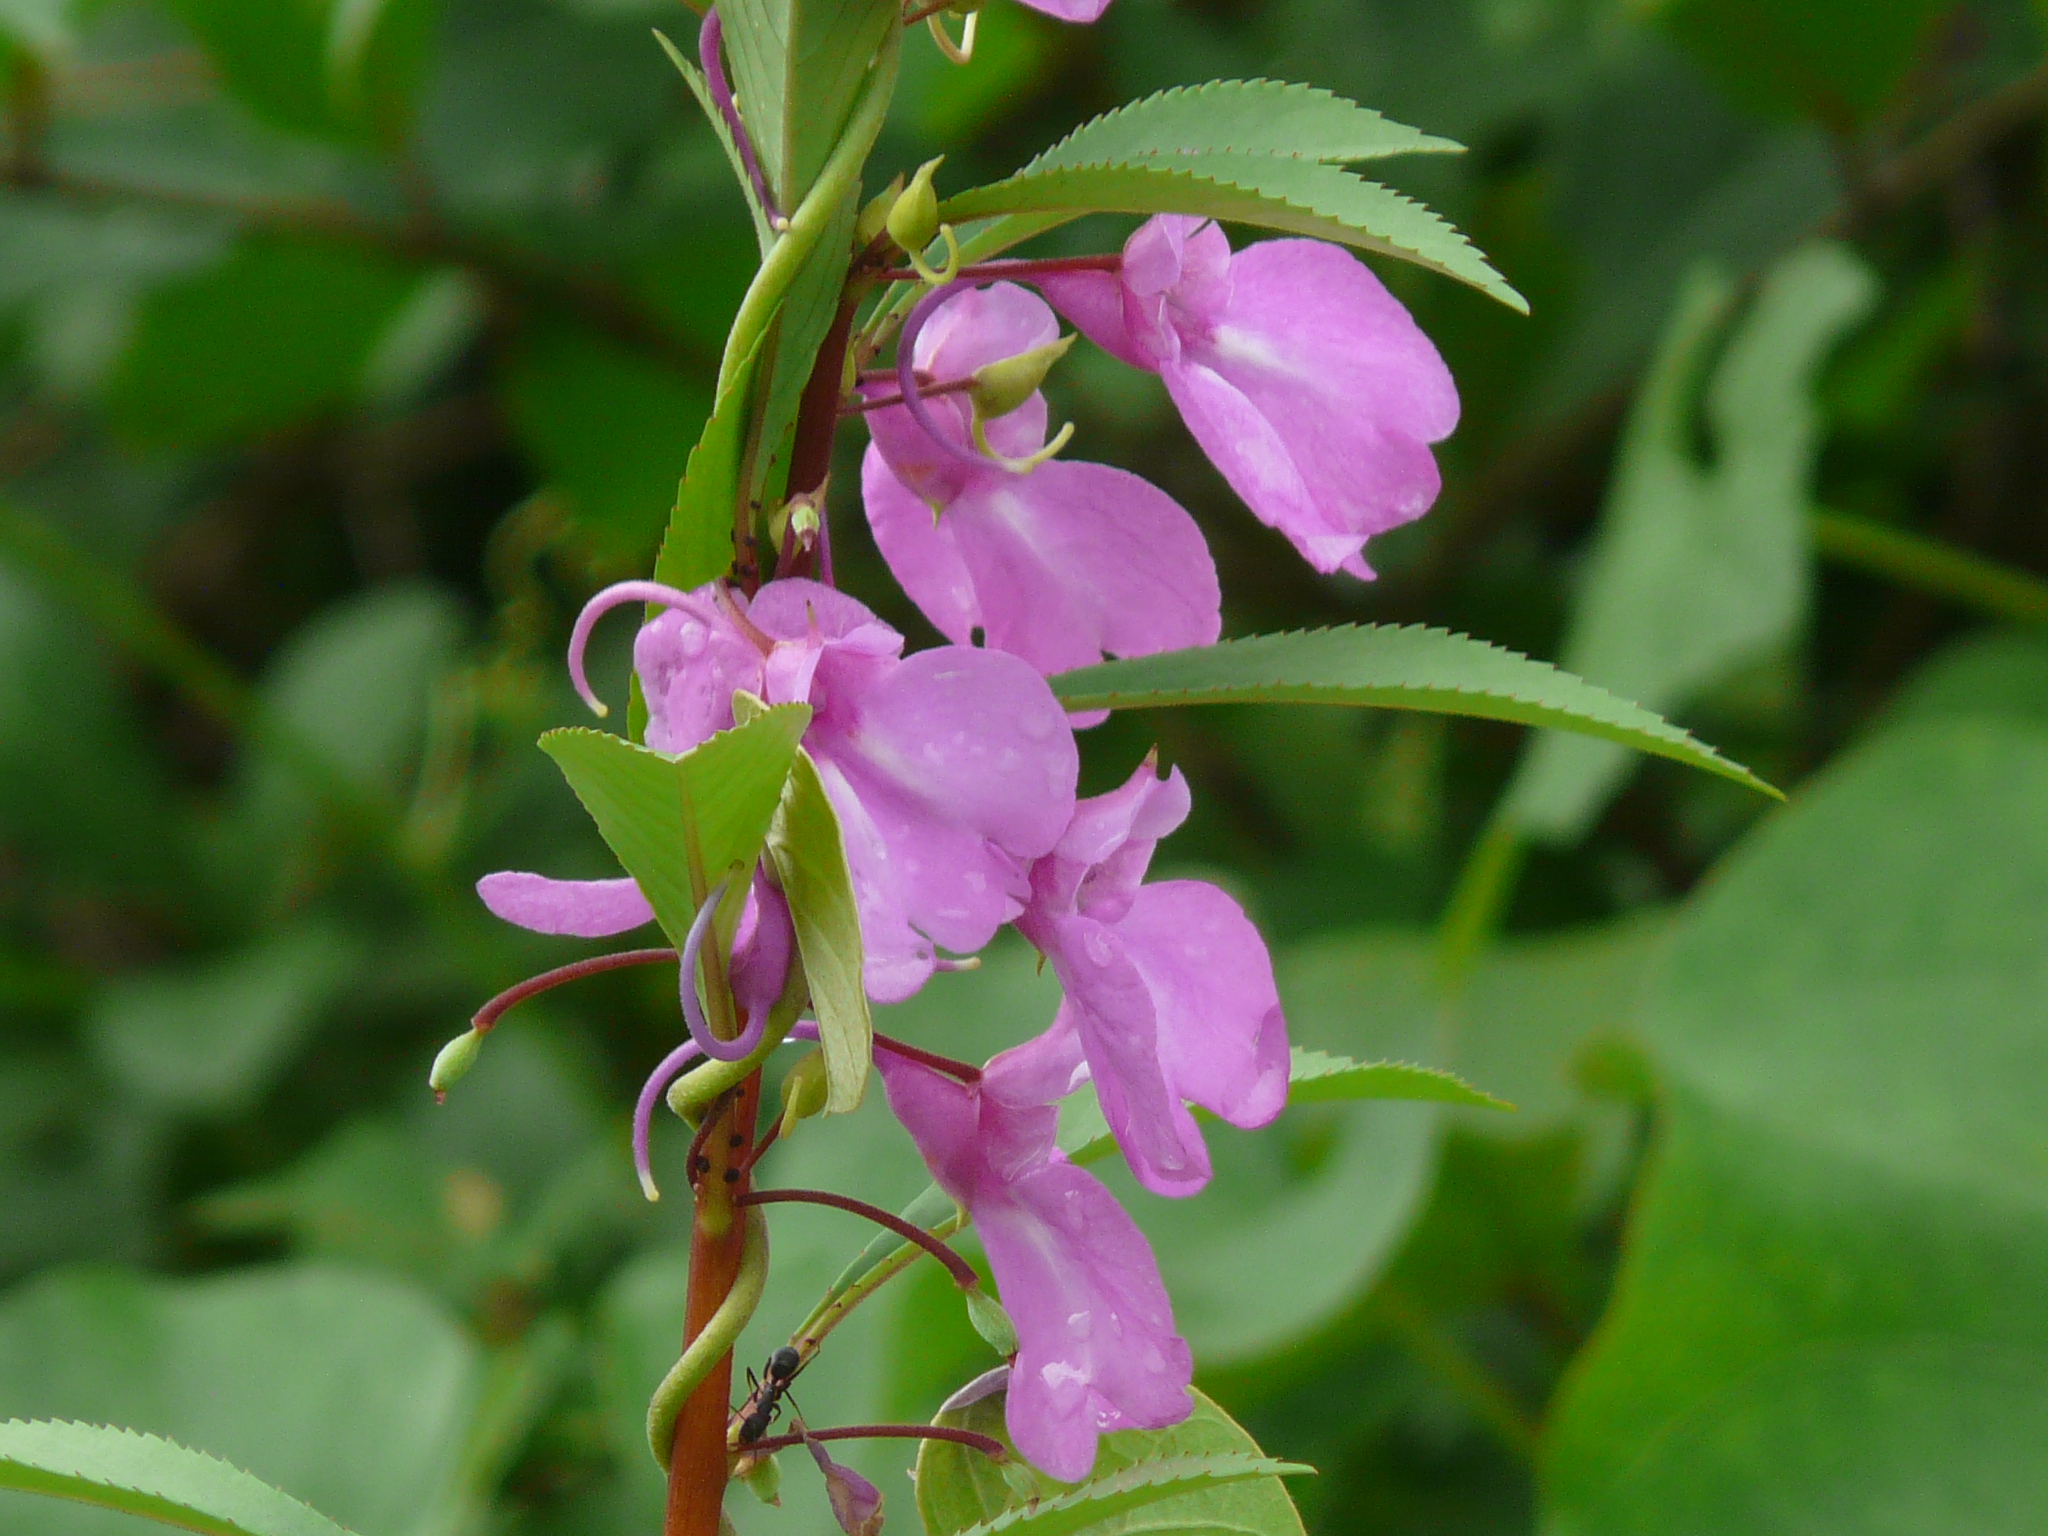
{"left": 734, "top": 1345, "right": 806, "bottom": 1445}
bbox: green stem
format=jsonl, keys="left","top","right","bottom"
{"left": 1434, "top": 814, "right": 1527, "bottom": 987}
{"left": 1372, "top": 1282, "right": 1538, "bottom": 1465}
{"left": 789, "top": 1207, "right": 968, "bottom": 1362}
{"left": 647, "top": 1206, "right": 771, "bottom": 1468}
{"left": 717, "top": 30, "right": 902, "bottom": 395}
{"left": 1811, "top": 505, "right": 2048, "bottom": 627}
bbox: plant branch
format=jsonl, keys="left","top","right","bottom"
{"left": 471, "top": 948, "right": 678, "bottom": 1032}
{"left": 1811, "top": 505, "right": 2048, "bottom": 626}
{"left": 740, "top": 1188, "right": 981, "bottom": 1289}
{"left": 746, "top": 1423, "right": 1006, "bottom": 1458}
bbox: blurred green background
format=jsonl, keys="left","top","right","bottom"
{"left": 2, "top": 0, "right": 2046, "bottom": 1532}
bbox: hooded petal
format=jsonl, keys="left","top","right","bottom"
{"left": 729, "top": 871, "right": 795, "bottom": 1031}
{"left": 1035, "top": 268, "right": 1153, "bottom": 371}
{"left": 476, "top": 872, "right": 655, "bottom": 937}
{"left": 1118, "top": 880, "right": 1289, "bottom": 1131}
{"left": 953, "top": 459, "right": 1219, "bottom": 674}
{"left": 634, "top": 593, "right": 768, "bottom": 754}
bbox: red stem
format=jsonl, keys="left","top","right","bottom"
{"left": 877, "top": 254, "right": 1123, "bottom": 285}
{"left": 739, "top": 1188, "right": 979, "bottom": 1289}
{"left": 472, "top": 948, "right": 677, "bottom": 1032}
{"left": 873, "top": 1029, "right": 981, "bottom": 1082}
{"left": 750, "top": 1423, "right": 1007, "bottom": 1458}
{"left": 841, "top": 375, "right": 976, "bottom": 414}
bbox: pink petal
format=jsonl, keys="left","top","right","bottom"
{"left": 634, "top": 594, "right": 767, "bottom": 754}
{"left": 941, "top": 460, "right": 1220, "bottom": 679}
{"left": 1035, "top": 269, "right": 1153, "bottom": 371}
{"left": 803, "top": 1436, "right": 884, "bottom": 1536}
{"left": 1007, "top": 0, "right": 1114, "bottom": 22}
{"left": 807, "top": 752, "right": 941, "bottom": 1004}
{"left": 730, "top": 871, "right": 794, "bottom": 1030}
{"left": 476, "top": 872, "right": 655, "bottom": 937}
{"left": 1118, "top": 880, "right": 1289, "bottom": 1131}
{"left": 862, "top": 381, "right": 1048, "bottom": 510}
{"left": 1038, "top": 913, "right": 1210, "bottom": 1198}
{"left": 918, "top": 282, "right": 1060, "bottom": 381}
{"left": 860, "top": 442, "right": 981, "bottom": 646}
{"left": 984, "top": 1015, "right": 1088, "bottom": 1108}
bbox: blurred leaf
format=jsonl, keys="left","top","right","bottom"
{"left": 1503, "top": 242, "right": 1875, "bottom": 842}
{"left": 0, "top": 1264, "right": 480, "bottom": 1536}
{"left": 1051, "top": 625, "right": 1773, "bottom": 798}
{"left": 1650, "top": 0, "right": 1945, "bottom": 123}
{"left": 0, "top": 0, "right": 74, "bottom": 58}
{"left": 106, "top": 238, "right": 422, "bottom": 448}
{"left": 504, "top": 317, "right": 712, "bottom": 563}
{"left": 538, "top": 705, "right": 809, "bottom": 949}
{"left": 1542, "top": 715, "right": 2048, "bottom": 1534}
{"left": 893, "top": 3, "right": 1057, "bottom": 142}
{"left": 766, "top": 748, "right": 869, "bottom": 1114}
{"left": 718, "top": 0, "right": 898, "bottom": 209}
{"left": 0, "top": 1055, "right": 160, "bottom": 1276}
{"left": 165, "top": 0, "right": 438, "bottom": 144}
{"left": 1886, "top": 631, "right": 2048, "bottom": 730}
{"left": 1287, "top": 1048, "right": 1509, "bottom": 1110}
{"left": 85, "top": 924, "right": 363, "bottom": 1114}
{"left": 919, "top": 1388, "right": 1306, "bottom": 1536}
{"left": 0, "top": 203, "right": 227, "bottom": 312}
{"left": 0, "top": 1419, "right": 351, "bottom": 1536}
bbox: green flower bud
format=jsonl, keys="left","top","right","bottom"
{"left": 887, "top": 157, "right": 944, "bottom": 257}
{"left": 968, "top": 335, "right": 1074, "bottom": 422}
{"left": 963, "top": 1285, "right": 1019, "bottom": 1358}
{"left": 778, "top": 1048, "right": 832, "bottom": 1139}
{"left": 429, "top": 1027, "right": 484, "bottom": 1102}
{"left": 738, "top": 1450, "right": 782, "bottom": 1505}
{"left": 855, "top": 174, "right": 905, "bottom": 251}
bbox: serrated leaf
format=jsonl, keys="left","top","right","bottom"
{"left": 1023, "top": 79, "right": 1462, "bottom": 167}
{"left": 766, "top": 748, "right": 869, "bottom": 1113}
{"left": 920, "top": 1389, "right": 1306, "bottom": 1536}
{"left": 720, "top": 0, "right": 898, "bottom": 210}
{"left": 653, "top": 29, "right": 775, "bottom": 247}
{"left": 1285, "top": 1047, "right": 1511, "bottom": 1110}
{"left": 538, "top": 707, "right": 810, "bottom": 950}
{"left": 652, "top": 330, "right": 766, "bottom": 592}
{"left": 0, "top": 1420, "right": 351, "bottom": 1536}
{"left": 1049, "top": 627, "right": 1775, "bottom": 799}
{"left": 940, "top": 155, "right": 1522, "bottom": 312}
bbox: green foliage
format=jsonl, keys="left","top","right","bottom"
{"left": 1651, "top": 0, "right": 1946, "bottom": 123}
{"left": 655, "top": 334, "right": 767, "bottom": 593}
{"left": 1502, "top": 243, "right": 1876, "bottom": 842}
{"left": 539, "top": 706, "right": 810, "bottom": 950}
{"left": 1051, "top": 626, "right": 1772, "bottom": 797}
{"left": 919, "top": 1389, "right": 1307, "bottom": 1536}
{"left": 1286, "top": 1048, "right": 1510, "bottom": 1110}
{"left": 766, "top": 748, "right": 870, "bottom": 1113}
{"left": 1542, "top": 714, "right": 2048, "bottom": 1533}
{"left": 0, "top": 1419, "right": 351, "bottom": 1536}
{"left": 719, "top": 0, "right": 899, "bottom": 210}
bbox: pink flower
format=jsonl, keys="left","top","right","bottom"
{"left": 1038, "top": 216, "right": 1458, "bottom": 578}
{"left": 800, "top": 1430, "right": 884, "bottom": 1536}
{"left": 1012, "top": 758, "right": 1289, "bottom": 1198}
{"left": 478, "top": 865, "right": 794, "bottom": 1032}
{"left": 861, "top": 282, "right": 1219, "bottom": 682}
{"left": 1011, "top": 0, "right": 1113, "bottom": 20}
{"left": 571, "top": 576, "right": 1079, "bottom": 1003}
{"left": 874, "top": 1043, "right": 1192, "bottom": 1481}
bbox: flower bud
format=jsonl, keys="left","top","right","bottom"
{"left": 429, "top": 1027, "right": 484, "bottom": 1102}
{"left": 738, "top": 1450, "right": 782, "bottom": 1505}
{"left": 803, "top": 1431, "right": 884, "bottom": 1536}
{"left": 962, "top": 1286, "right": 1018, "bottom": 1358}
{"left": 968, "top": 335, "right": 1074, "bottom": 422}
{"left": 778, "top": 1048, "right": 831, "bottom": 1140}
{"left": 855, "top": 174, "right": 905, "bottom": 251}
{"left": 886, "top": 157, "right": 944, "bottom": 257}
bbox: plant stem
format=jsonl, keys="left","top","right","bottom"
{"left": 471, "top": 948, "right": 677, "bottom": 1032}
{"left": 1811, "top": 505, "right": 2048, "bottom": 626}
{"left": 748, "top": 1423, "right": 1006, "bottom": 1458}
{"left": 1372, "top": 1282, "right": 1538, "bottom": 1465}
{"left": 789, "top": 1207, "right": 968, "bottom": 1363}
{"left": 739, "top": 1188, "right": 980, "bottom": 1289}
{"left": 665, "top": 1070, "right": 763, "bottom": 1536}
{"left": 1434, "top": 815, "right": 1527, "bottom": 986}
{"left": 875, "top": 254, "right": 1123, "bottom": 284}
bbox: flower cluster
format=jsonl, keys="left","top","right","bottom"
{"left": 479, "top": 209, "right": 1454, "bottom": 1488}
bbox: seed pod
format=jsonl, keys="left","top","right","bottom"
{"left": 886, "top": 157, "right": 944, "bottom": 257}
{"left": 429, "top": 1027, "right": 484, "bottom": 1101}
{"left": 968, "top": 335, "right": 1074, "bottom": 422}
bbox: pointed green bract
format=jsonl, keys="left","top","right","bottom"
{"left": 538, "top": 706, "right": 810, "bottom": 950}
{"left": 766, "top": 748, "right": 870, "bottom": 1113}
{"left": 1286, "top": 1047, "right": 1511, "bottom": 1110}
{"left": 0, "top": 1420, "right": 352, "bottom": 1536}
{"left": 1022, "top": 79, "right": 1463, "bottom": 167}
{"left": 940, "top": 155, "right": 1523, "bottom": 312}
{"left": 1050, "top": 626, "right": 1775, "bottom": 798}
{"left": 919, "top": 1389, "right": 1307, "bottom": 1536}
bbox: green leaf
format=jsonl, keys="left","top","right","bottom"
{"left": 653, "top": 331, "right": 766, "bottom": 593}
{"left": 1049, "top": 626, "right": 1773, "bottom": 799}
{"left": 940, "top": 154, "right": 1522, "bottom": 312}
{"left": 653, "top": 29, "right": 774, "bottom": 246}
{"left": 1285, "top": 1047, "right": 1510, "bottom": 1110}
{"left": 1654, "top": 0, "right": 1945, "bottom": 123}
{"left": 1501, "top": 243, "right": 1876, "bottom": 842}
{"left": 0, "top": 1420, "right": 351, "bottom": 1536}
{"left": 1541, "top": 716, "right": 2048, "bottom": 1534}
{"left": 919, "top": 1388, "right": 1306, "bottom": 1536}
{"left": 0, "top": 1264, "right": 480, "bottom": 1536}
{"left": 502, "top": 316, "right": 712, "bottom": 564}
{"left": 765, "top": 748, "right": 869, "bottom": 1113}
{"left": 85, "top": 924, "right": 362, "bottom": 1115}
{"left": 718, "top": 0, "right": 898, "bottom": 210}
{"left": 107, "top": 238, "right": 423, "bottom": 449}
{"left": 1012, "top": 79, "right": 1462, "bottom": 167}
{"left": 538, "top": 706, "right": 810, "bottom": 951}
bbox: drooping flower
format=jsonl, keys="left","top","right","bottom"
{"left": 799, "top": 1427, "right": 885, "bottom": 1536}
{"left": 874, "top": 1042, "right": 1192, "bottom": 1481}
{"left": 571, "top": 576, "right": 1079, "bottom": 1003}
{"left": 1036, "top": 216, "right": 1458, "bottom": 579}
{"left": 478, "top": 865, "right": 794, "bottom": 1032}
{"left": 1011, "top": 756, "right": 1289, "bottom": 1198}
{"left": 862, "top": 281, "right": 1219, "bottom": 681}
